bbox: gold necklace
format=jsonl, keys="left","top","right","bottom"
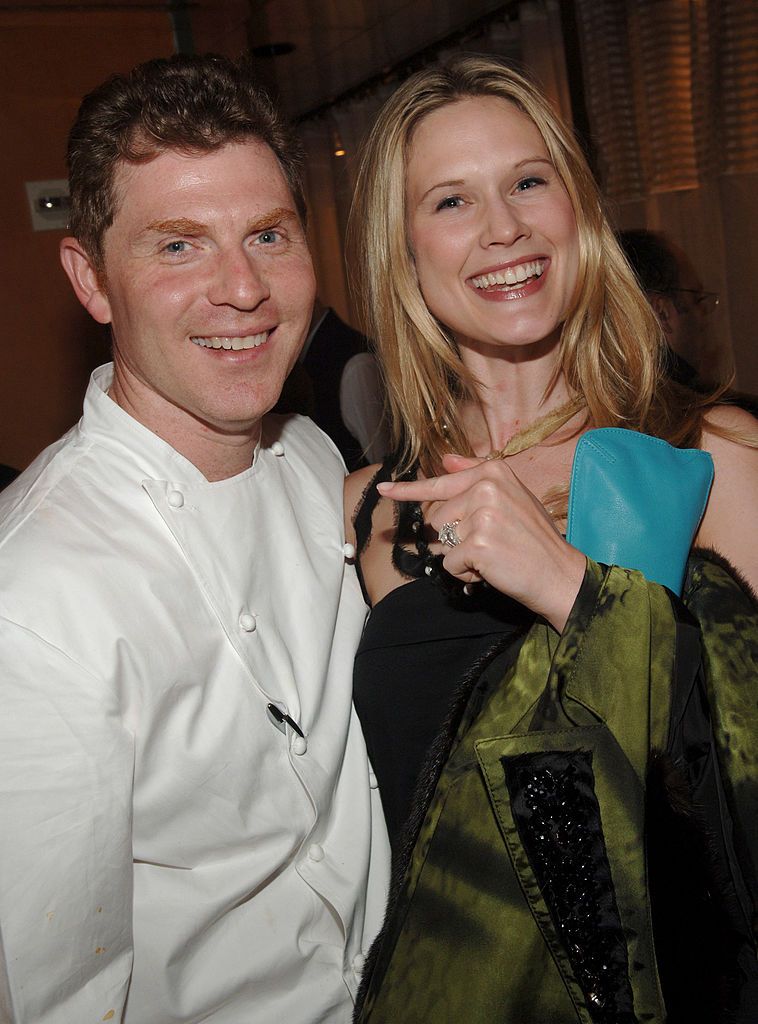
{"left": 483, "top": 395, "right": 587, "bottom": 460}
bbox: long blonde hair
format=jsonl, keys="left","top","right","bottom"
{"left": 349, "top": 55, "right": 705, "bottom": 476}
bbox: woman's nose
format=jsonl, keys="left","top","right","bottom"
{"left": 478, "top": 199, "right": 529, "bottom": 248}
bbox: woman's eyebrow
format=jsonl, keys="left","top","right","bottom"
{"left": 418, "top": 180, "right": 465, "bottom": 202}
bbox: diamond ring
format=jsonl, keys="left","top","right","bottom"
{"left": 438, "top": 520, "right": 462, "bottom": 547}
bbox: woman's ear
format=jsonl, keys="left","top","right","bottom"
{"left": 59, "top": 238, "right": 112, "bottom": 325}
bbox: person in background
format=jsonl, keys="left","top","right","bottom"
{"left": 276, "top": 298, "right": 389, "bottom": 470}
{"left": 344, "top": 56, "right": 758, "bottom": 1023}
{"left": 618, "top": 228, "right": 718, "bottom": 386}
{"left": 620, "top": 228, "right": 758, "bottom": 415}
{"left": 0, "top": 462, "right": 19, "bottom": 490}
{"left": 0, "top": 53, "right": 389, "bottom": 1024}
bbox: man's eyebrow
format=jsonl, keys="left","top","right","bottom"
{"left": 141, "top": 208, "right": 298, "bottom": 237}
{"left": 247, "top": 207, "right": 297, "bottom": 232}
{"left": 144, "top": 217, "right": 208, "bottom": 236}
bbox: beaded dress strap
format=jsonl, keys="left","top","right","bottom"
{"left": 352, "top": 459, "right": 395, "bottom": 606}
{"left": 353, "top": 459, "right": 394, "bottom": 562}
{"left": 352, "top": 460, "right": 462, "bottom": 607}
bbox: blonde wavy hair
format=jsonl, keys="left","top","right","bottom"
{"left": 349, "top": 55, "right": 707, "bottom": 477}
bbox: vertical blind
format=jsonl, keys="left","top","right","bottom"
{"left": 575, "top": 0, "right": 758, "bottom": 197}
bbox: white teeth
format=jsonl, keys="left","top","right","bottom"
{"left": 472, "top": 259, "right": 545, "bottom": 290}
{"left": 190, "top": 332, "right": 269, "bottom": 350}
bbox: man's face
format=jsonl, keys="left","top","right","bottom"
{"left": 666, "top": 260, "right": 712, "bottom": 368}
{"left": 66, "top": 140, "right": 315, "bottom": 447}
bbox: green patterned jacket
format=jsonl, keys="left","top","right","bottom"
{"left": 356, "top": 554, "right": 758, "bottom": 1024}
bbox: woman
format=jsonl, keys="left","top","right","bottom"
{"left": 345, "top": 56, "right": 758, "bottom": 1023}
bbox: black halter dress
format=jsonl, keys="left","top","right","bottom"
{"left": 352, "top": 459, "right": 534, "bottom": 849}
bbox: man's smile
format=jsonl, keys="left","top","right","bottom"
{"left": 190, "top": 331, "right": 270, "bottom": 350}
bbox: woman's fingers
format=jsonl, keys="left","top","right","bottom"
{"left": 376, "top": 454, "right": 500, "bottom": 503}
{"left": 376, "top": 474, "right": 462, "bottom": 503}
{"left": 375, "top": 456, "right": 585, "bottom": 630}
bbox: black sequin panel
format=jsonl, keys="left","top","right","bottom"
{"left": 502, "top": 750, "right": 637, "bottom": 1024}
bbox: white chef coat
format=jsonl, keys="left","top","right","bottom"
{"left": 0, "top": 365, "right": 390, "bottom": 1024}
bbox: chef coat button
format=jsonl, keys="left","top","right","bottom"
{"left": 292, "top": 735, "right": 308, "bottom": 755}
{"left": 368, "top": 770, "right": 378, "bottom": 790}
{"left": 307, "top": 843, "right": 324, "bottom": 862}
{"left": 167, "top": 490, "right": 184, "bottom": 508}
{"left": 271, "top": 441, "right": 285, "bottom": 457}
{"left": 343, "top": 542, "right": 356, "bottom": 559}
{"left": 352, "top": 953, "right": 366, "bottom": 974}
{"left": 239, "top": 613, "right": 257, "bottom": 633}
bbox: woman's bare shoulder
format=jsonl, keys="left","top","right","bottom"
{"left": 696, "top": 403, "right": 758, "bottom": 589}
{"left": 703, "top": 400, "right": 758, "bottom": 435}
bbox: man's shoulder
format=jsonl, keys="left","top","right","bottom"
{"left": 0, "top": 424, "right": 132, "bottom": 582}
{"left": 261, "top": 413, "right": 347, "bottom": 526}
{"left": 1, "top": 428, "right": 86, "bottom": 529}
{"left": 263, "top": 412, "right": 345, "bottom": 473}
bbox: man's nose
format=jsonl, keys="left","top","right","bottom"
{"left": 207, "top": 249, "right": 270, "bottom": 309}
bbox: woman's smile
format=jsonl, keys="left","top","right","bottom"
{"left": 468, "top": 256, "right": 549, "bottom": 300}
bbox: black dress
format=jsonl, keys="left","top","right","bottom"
{"left": 352, "top": 459, "right": 534, "bottom": 848}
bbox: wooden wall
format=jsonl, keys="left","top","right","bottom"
{"left": 0, "top": 9, "right": 175, "bottom": 471}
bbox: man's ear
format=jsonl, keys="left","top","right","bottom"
{"left": 59, "top": 238, "right": 112, "bottom": 324}
{"left": 650, "top": 292, "right": 673, "bottom": 339}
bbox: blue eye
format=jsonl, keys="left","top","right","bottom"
{"left": 163, "top": 240, "right": 188, "bottom": 254}
{"left": 515, "top": 176, "right": 546, "bottom": 192}
{"left": 257, "top": 230, "right": 281, "bottom": 244}
{"left": 435, "top": 196, "right": 464, "bottom": 212}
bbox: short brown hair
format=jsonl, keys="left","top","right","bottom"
{"left": 67, "top": 53, "right": 306, "bottom": 269}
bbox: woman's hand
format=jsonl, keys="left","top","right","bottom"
{"left": 377, "top": 453, "right": 586, "bottom": 631}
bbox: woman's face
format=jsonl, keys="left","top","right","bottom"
{"left": 406, "top": 95, "right": 579, "bottom": 358}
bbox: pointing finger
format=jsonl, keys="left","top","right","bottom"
{"left": 376, "top": 472, "right": 468, "bottom": 503}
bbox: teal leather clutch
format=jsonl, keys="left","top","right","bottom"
{"left": 566, "top": 428, "right": 714, "bottom": 595}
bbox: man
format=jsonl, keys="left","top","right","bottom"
{"left": 618, "top": 228, "right": 718, "bottom": 386}
{"left": 0, "top": 54, "right": 388, "bottom": 1024}
{"left": 275, "top": 301, "right": 389, "bottom": 471}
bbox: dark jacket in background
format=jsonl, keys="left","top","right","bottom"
{"left": 275, "top": 309, "right": 372, "bottom": 472}
{"left": 0, "top": 464, "right": 19, "bottom": 491}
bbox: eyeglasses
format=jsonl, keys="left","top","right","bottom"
{"left": 669, "top": 288, "right": 720, "bottom": 315}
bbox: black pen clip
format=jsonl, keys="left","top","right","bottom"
{"left": 266, "top": 703, "right": 305, "bottom": 738}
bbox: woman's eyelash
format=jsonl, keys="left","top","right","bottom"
{"left": 435, "top": 196, "right": 464, "bottom": 211}
{"left": 433, "top": 176, "right": 548, "bottom": 210}
{"left": 515, "top": 176, "right": 546, "bottom": 191}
